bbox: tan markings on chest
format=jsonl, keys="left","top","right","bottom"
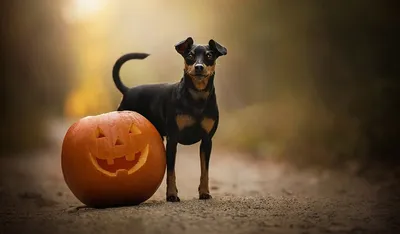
{"left": 201, "top": 117, "right": 215, "bottom": 134}
{"left": 176, "top": 115, "right": 196, "bottom": 130}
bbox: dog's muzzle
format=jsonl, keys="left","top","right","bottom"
{"left": 193, "top": 64, "right": 207, "bottom": 79}
{"left": 195, "top": 64, "right": 204, "bottom": 73}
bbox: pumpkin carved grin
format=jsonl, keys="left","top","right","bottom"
{"left": 89, "top": 144, "right": 150, "bottom": 177}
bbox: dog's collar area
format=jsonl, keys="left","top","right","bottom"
{"left": 187, "top": 88, "right": 215, "bottom": 104}
{"left": 188, "top": 88, "right": 209, "bottom": 95}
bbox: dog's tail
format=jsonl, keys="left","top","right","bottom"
{"left": 112, "top": 53, "right": 150, "bottom": 94}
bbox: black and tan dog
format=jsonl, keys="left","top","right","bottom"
{"left": 112, "top": 37, "right": 227, "bottom": 202}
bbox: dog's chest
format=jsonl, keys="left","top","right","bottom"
{"left": 175, "top": 114, "right": 216, "bottom": 145}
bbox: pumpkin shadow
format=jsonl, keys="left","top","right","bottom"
{"left": 67, "top": 200, "right": 166, "bottom": 213}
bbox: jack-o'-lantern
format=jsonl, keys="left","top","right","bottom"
{"left": 61, "top": 111, "right": 166, "bottom": 208}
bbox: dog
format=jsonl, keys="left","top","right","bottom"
{"left": 112, "top": 37, "right": 227, "bottom": 202}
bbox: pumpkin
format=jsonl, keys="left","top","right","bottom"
{"left": 61, "top": 111, "right": 166, "bottom": 208}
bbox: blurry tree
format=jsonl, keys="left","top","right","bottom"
{"left": 0, "top": 0, "right": 72, "bottom": 155}
{"left": 214, "top": 0, "right": 400, "bottom": 167}
{"left": 313, "top": 0, "right": 400, "bottom": 164}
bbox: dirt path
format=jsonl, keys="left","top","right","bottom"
{"left": 1, "top": 121, "right": 399, "bottom": 234}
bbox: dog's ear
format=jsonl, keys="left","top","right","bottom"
{"left": 209, "top": 39, "right": 227, "bottom": 57}
{"left": 175, "top": 37, "right": 194, "bottom": 56}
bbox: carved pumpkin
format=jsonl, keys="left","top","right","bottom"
{"left": 61, "top": 111, "right": 166, "bottom": 207}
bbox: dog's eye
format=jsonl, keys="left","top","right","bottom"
{"left": 187, "top": 53, "right": 195, "bottom": 60}
{"left": 206, "top": 53, "right": 213, "bottom": 60}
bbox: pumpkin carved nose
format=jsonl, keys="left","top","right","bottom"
{"left": 115, "top": 137, "right": 124, "bottom": 146}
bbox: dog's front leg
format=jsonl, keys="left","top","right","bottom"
{"left": 198, "top": 137, "right": 212, "bottom": 200}
{"left": 166, "top": 137, "right": 180, "bottom": 202}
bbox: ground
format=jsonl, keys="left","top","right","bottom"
{"left": 1, "top": 120, "right": 399, "bottom": 234}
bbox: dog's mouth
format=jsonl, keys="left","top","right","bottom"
{"left": 189, "top": 73, "right": 209, "bottom": 80}
{"left": 194, "top": 74, "right": 207, "bottom": 78}
{"left": 89, "top": 144, "right": 149, "bottom": 177}
{"left": 185, "top": 69, "right": 209, "bottom": 78}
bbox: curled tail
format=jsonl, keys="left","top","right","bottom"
{"left": 112, "top": 53, "right": 150, "bottom": 94}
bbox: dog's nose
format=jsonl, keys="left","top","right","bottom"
{"left": 195, "top": 64, "right": 204, "bottom": 73}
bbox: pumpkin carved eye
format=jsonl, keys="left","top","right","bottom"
{"left": 95, "top": 127, "right": 106, "bottom": 138}
{"left": 129, "top": 123, "right": 142, "bottom": 135}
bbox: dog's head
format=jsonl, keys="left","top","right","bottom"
{"left": 175, "top": 37, "right": 227, "bottom": 90}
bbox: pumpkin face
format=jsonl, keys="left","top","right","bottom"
{"left": 61, "top": 111, "right": 166, "bottom": 208}
{"left": 87, "top": 116, "right": 150, "bottom": 177}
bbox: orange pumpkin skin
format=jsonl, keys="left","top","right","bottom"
{"left": 61, "top": 111, "right": 166, "bottom": 208}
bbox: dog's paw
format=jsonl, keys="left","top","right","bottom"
{"left": 199, "top": 193, "right": 212, "bottom": 200}
{"left": 166, "top": 195, "right": 181, "bottom": 202}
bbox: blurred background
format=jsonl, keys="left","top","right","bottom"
{"left": 1, "top": 0, "right": 399, "bottom": 169}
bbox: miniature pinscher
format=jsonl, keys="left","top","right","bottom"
{"left": 112, "top": 37, "right": 227, "bottom": 202}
